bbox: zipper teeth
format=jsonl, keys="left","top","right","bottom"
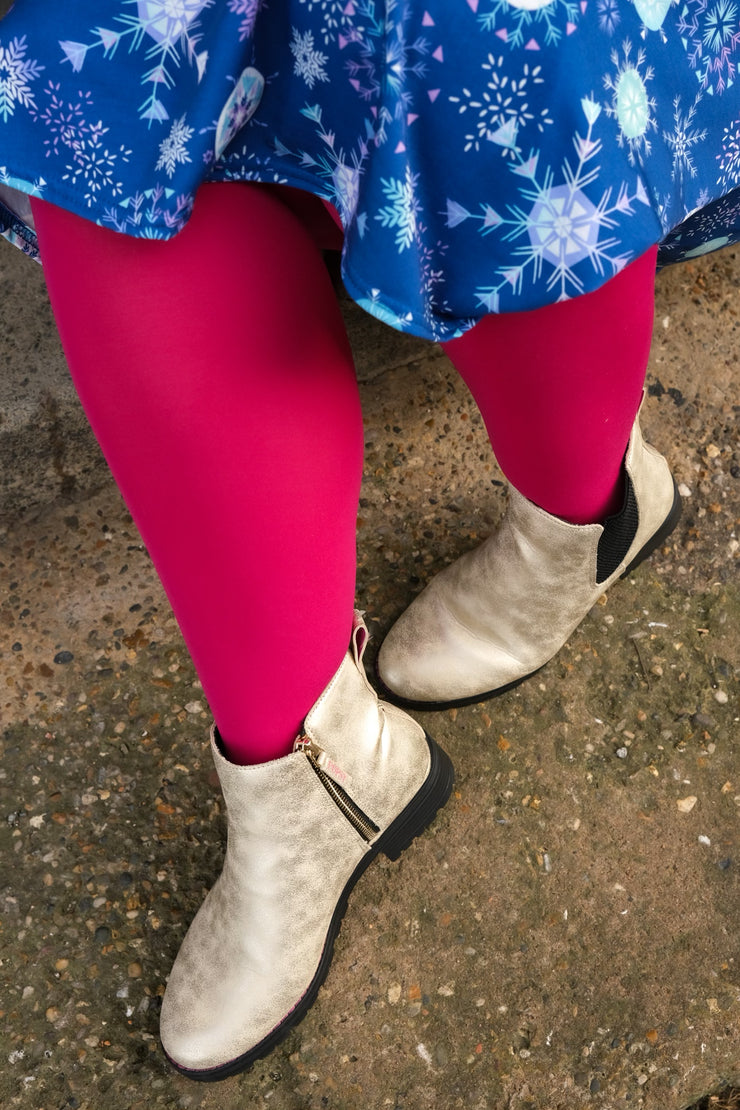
{"left": 306, "top": 754, "right": 379, "bottom": 842}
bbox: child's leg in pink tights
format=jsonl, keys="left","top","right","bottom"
{"left": 443, "top": 248, "right": 658, "bottom": 525}
{"left": 31, "top": 184, "right": 363, "bottom": 765}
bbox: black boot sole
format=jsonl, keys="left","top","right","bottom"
{"left": 163, "top": 732, "right": 454, "bottom": 1082}
{"left": 376, "top": 479, "right": 683, "bottom": 712}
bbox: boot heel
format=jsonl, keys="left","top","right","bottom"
{"left": 161, "top": 613, "right": 455, "bottom": 1078}
{"left": 622, "top": 479, "right": 682, "bottom": 577}
{"left": 378, "top": 734, "right": 454, "bottom": 861}
{"left": 377, "top": 414, "right": 681, "bottom": 708}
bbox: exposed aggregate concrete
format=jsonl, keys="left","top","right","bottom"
{"left": 0, "top": 244, "right": 738, "bottom": 1109}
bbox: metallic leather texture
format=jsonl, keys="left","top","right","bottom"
{"left": 377, "top": 417, "right": 677, "bottom": 705}
{"left": 303, "top": 613, "right": 431, "bottom": 828}
{"left": 160, "top": 613, "right": 432, "bottom": 1075}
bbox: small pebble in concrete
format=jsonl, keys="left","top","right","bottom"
{"left": 1, "top": 252, "right": 739, "bottom": 1110}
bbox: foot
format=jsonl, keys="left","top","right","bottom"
{"left": 377, "top": 418, "right": 681, "bottom": 709}
{"left": 160, "top": 613, "right": 454, "bottom": 1079}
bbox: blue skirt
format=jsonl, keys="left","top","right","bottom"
{"left": 1, "top": 0, "right": 740, "bottom": 340}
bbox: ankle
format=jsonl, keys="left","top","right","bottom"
{"left": 546, "top": 472, "right": 626, "bottom": 526}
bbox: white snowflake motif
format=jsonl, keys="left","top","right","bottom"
{"left": 677, "top": 0, "right": 740, "bottom": 93}
{"left": 297, "top": 0, "right": 348, "bottom": 45}
{"left": 597, "top": 0, "right": 621, "bottom": 34}
{"left": 716, "top": 115, "right": 740, "bottom": 188}
{"left": 290, "top": 29, "right": 329, "bottom": 89}
{"left": 0, "top": 36, "right": 44, "bottom": 123}
{"left": 663, "top": 94, "right": 706, "bottom": 187}
{"left": 60, "top": 0, "right": 213, "bottom": 124}
{"left": 156, "top": 115, "right": 195, "bottom": 177}
{"left": 449, "top": 55, "right": 551, "bottom": 154}
{"left": 277, "top": 102, "right": 367, "bottom": 221}
{"left": 662, "top": 187, "right": 740, "bottom": 258}
{"left": 478, "top": 0, "right": 581, "bottom": 49}
{"left": 135, "top": 0, "right": 212, "bottom": 46}
{"left": 704, "top": 0, "right": 739, "bottom": 52}
{"left": 383, "top": 23, "right": 430, "bottom": 119}
{"left": 454, "top": 97, "right": 648, "bottom": 309}
{"left": 603, "top": 40, "right": 657, "bottom": 165}
{"left": 30, "top": 82, "right": 95, "bottom": 158}
{"left": 376, "top": 166, "right": 421, "bottom": 251}
{"left": 218, "top": 144, "right": 289, "bottom": 185}
{"left": 63, "top": 127, "right": 132, "bottom": 207}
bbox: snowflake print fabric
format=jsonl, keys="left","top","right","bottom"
{"left": 1, "top": 0, "right": 740, "bottom": 339}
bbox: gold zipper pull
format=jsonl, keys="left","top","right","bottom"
{"left": 294, "top": 734, "right": 377, "bottom": 842}
{"left": 294, "top": 735, "right": 353, "bottom": 790}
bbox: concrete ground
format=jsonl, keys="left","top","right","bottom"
{"left": 0, "top": 236, "right": 738, "bottom": 1110}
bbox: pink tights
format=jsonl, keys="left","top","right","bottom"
{"left": 32, "top": 184, "right": 656, "bottom": 764}
{"left": 32, "top": 184, "right": 363, "bottom": 764}
{"left": 443, "top": 247, "right": 657, "bottom": 524}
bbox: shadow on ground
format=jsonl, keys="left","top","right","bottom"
{"left": 0, "top": 247, "right": 738, "bottom": 1109}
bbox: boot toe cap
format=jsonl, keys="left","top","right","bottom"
{"left": 161, "top": 961, "right": 301, "bottom": 1075}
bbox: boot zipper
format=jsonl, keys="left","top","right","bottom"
{"left": 294, "top": 735, "right": 379, "bottom": 842}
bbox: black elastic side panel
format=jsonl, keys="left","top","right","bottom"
{"left": 596, "top": 476, "right": 639, "bottom": 583}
